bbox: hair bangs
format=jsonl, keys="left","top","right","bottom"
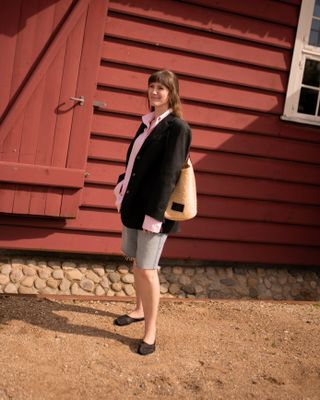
{"left": 148, "top": 71, "right": 171, "bottom": 89}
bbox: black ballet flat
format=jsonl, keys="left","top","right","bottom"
{"left": 137, "top": 340, "right": 156, "bottom": 356}
{"left": 113, "top": 314, "right": 145, "bottom": 326}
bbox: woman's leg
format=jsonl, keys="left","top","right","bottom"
{"left": 127, "top": 261, "right": 144, "bottom": 319}
{"left": 134, "top": 267, "right": 160, "bottom": 345}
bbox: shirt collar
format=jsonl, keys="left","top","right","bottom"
{"left": 142, "top": 108, "right": 172, "bottom": 127}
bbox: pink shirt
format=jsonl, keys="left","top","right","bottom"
{"left": 114, "top": 109, "right": 172, "bottom": 233}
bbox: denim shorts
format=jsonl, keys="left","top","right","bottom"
{"left": 121, "top": 226, "right": 168, "bottom": 270}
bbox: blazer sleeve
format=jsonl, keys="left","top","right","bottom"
{"left": 145, "top": 119, "right": 191, "bottom": 221}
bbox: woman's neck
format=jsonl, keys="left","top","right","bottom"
{"left": 154, "top": 105, "right": 169, "bottom": 117}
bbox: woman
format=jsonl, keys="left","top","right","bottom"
{"left": 113, "top": 70, "right": 191, "bottom": 355}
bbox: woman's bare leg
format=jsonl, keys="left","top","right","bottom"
{"left": 127, "top": 261, "right": 144, "bottom": 319}
{"left": 133, "top": 267, "right": 160, "bottom": 344}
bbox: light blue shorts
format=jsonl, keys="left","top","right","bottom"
{"left": 121, "top": 226, "right": 168, "bottom": 270}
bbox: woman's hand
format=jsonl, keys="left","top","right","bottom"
{"left": 113, "top": 180, "right": 123, "bottom": 212}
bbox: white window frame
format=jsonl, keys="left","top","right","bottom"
{"left": 281, "top": 0, "right": 320, "bottom": 126}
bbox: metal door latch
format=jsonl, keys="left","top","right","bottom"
{"left": 70, "top": 96, "right": 85, "bottom": 106}
{"left": 93, "top": 100, "right": 107, "bottom": 109}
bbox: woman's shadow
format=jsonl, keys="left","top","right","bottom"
{"left": 0, "top": 295, "right": 140, "bottom": 353}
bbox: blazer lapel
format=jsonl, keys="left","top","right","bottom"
{"left": 137, "top": 113, "right": 175, "bottom": 154}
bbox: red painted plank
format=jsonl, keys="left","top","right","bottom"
{"left": 60, "top": 0, "right": 108, "bottom": 217}
{"left": 0, "top": 225, "right": 121, "bottom": 255}
{"left": 50, "top": 16, "right": 86, "bottom": 169}
{"left": 105, "top": 14, "right": 290, "bottom": 71}
{"left": 46, "top": 9, "right": 87, "bottom": 217}
{"left": 108, "top": 0, "right": 295, "bottom": 49}
{"left": 0, "top": 161, "right": 84, "bottom": 188}
{"left": 179, "top": 217, "right": 320, "bottom": 246}
{"left": 9, "top": 0, "right": 40, "bottom": 97}
{"left": 191, "top": 127, "right": 320, "bottom": 164}
{"left": 12, "top": 78, "right": 47, "bottom": 214}
{"left": 29, "top": 187, "right": 46, "bottom": 216}
{"left": 0, "top": 113, "right": 24, "bottom": 213}
{"left": 91, "top": 112, "right": 139, "bottom": 139}
{"left": 197, "top": 196, "right": 320, "bottom": 226}
{"left": 279, "top": 122, "right": 320, "bottom": 143}
{"left": 85, "top": 160, "right": 124, "bottom": 185}
{"left": 88, "top": 136, "right": 128, "bottom": 162}
{"left": 82, "top": 185, "right": 116, "bottom": 209}
{"left": 98, "top": 64, "right": 284, "bottom": 114}
{"left": 28, "top": 47, "right": 66, "bottom": 216}
{"left": 182, "top": 0, "right": 299, "bottom": 27}
{"left": 101, "top": 40, "right": 287, "bottom": 92}
{"left": 196, "top": 173, "right": 320, "bottom": 206}
{"left": 53, "top": 0, "right": 74, "bottom": 31}
{"left": 0, "top": 0, "right": 21, "bottom": 116}
{"left": 164, "top": 237, "right": 320, "bottom": 266}
{"left": 190, "top": 150, "right": 320, "bottom": 185}
{"left": 0, "top": 224, "right": 319, "bottom": 266}
{"left": 184, "top": 103, "right": 282, "bottom": 137}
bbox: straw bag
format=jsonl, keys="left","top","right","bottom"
{"left": 164, "top": 158, "right": 197, "bottom": 221}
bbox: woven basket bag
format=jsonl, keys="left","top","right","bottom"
{"left": 164, "top": 158, "right": 197, "bottom": 221}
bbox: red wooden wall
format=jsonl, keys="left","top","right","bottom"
{"left": 1, "top": 0, "right": 320, "bottom": 266}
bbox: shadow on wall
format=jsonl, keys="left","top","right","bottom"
{"left": 107, "top": 0, "right": 298, "bottom": 45}
{"left": 0, "top": 0, "right": 70, "bottom": 37}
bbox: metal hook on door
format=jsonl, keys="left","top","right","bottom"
{"left": 70, "top": 96, "right": 85, "bottom": 106}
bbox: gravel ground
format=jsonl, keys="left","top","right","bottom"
{"left": 0, "top": 295, "right": 319, "bottom": 400}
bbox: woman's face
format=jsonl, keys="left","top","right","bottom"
{"left": 148, "top": 82, "right": 170, "bottom": 112}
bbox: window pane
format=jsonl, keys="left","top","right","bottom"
{"left": 302, "top": 59, "right": 320, "bottom": 87}
{"left": 314, "top": 0, "right": 320, "bottom": 17}
{"left": 309, "top": 19, "right": 320, "bottom": 46}
{"left": 298, "top": 87, "right": 318, "bottom": 115}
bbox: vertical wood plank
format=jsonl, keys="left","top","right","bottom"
{"left": 10, "top": 0, "right": 40, "bottom": 97}
{"left": 52, "top": 0, "right": 74, "bottom": 31}
{"left": 60, "top": 0, "right": 108, "bottom": 216}
{"left": 12, "top": 3, "right": 56, "bottom": 214}
{"left": 28, "top": 47, "right": 66, "bottom": 215}
{"left": 12, "top": 78, "right": 47, "bottom": 214}
{"left": 0, "top": 114, "right": 24, "bottom": 213}
{"left": 0, "top": 0, "right": 22, "bottom": 117}
{"left": 45, "top": 11, "right": 87, "bottom": 216}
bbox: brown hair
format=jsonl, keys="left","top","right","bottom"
{"left": 147, "top": 70, "right": 183, "bottom": 118}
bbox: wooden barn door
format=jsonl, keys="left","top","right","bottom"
{"left": 0, "top": 0, "right": 107, "bottom": 218}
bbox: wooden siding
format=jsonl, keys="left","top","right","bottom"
{"left": 1, "top": 0, "right": 320, "bottom": 266}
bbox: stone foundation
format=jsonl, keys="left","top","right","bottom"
{"left": 0, "top": 255, "right": 319, "bottom": 301}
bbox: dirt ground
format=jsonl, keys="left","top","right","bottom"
{"left": 0, "top": 295, "right": 319, "bottom": 400}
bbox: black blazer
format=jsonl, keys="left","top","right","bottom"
{"left": 118, "top": 113, "right": 192, "bottom": 234}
